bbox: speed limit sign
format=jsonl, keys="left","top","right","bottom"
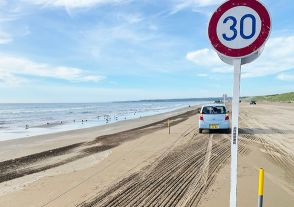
{"left": 209, "top": 0, "right": 271, "bottom": 64}
{"left": 208, "top": 1, "right": 271, "bottom": 207}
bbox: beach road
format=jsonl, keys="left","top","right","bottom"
{"left": 0, "top": 103, "right": 293, "bottom": 207}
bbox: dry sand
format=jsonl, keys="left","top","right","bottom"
{"left": 0, "top": 103, "right": 293, "bottom": 207}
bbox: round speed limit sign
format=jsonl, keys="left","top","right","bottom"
{"left": 208, "top": 0, "right": 271, "bottom": 61}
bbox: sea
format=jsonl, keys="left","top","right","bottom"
{"left": 0, "top": 99, "right": 215, "bottom": 141}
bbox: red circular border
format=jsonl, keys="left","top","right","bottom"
{"left": 208, "top": 0, "right": 271, "bottom": 58}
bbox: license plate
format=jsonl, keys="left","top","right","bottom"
{"left": 210, "top": 124, "right": 219, "bottom": 129}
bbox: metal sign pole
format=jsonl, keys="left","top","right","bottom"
{"left": 230, "top": 58, "right": 241, "bottom": 207}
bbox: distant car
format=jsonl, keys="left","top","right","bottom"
{"left": 199, "top": 104, "right": 230, "bottom": 133}
{"left": 250, "top": 101, "right": 257, "bottom": 105}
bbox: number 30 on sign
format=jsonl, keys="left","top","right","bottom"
{"left": 208, "top": 0, "right": 271, "bottom": 64}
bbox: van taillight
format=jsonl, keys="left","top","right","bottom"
{"left": 200, "top": 114, "right": 204, "bottom": 120}
{"left": 225, "top": 114, "right": 229, "bottom": 120}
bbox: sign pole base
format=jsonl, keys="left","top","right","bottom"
{"left": 230, "top": 58, "right": 241, "bottom": 207}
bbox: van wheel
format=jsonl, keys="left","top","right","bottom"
{"left": 199, "top": 129, "right": 203, "bottom": 133}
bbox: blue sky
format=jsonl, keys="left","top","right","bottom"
{"left": 0, "top": 0, "right": 293, "bottom": 103}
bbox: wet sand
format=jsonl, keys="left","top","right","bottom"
{"left": 0, "top": 103, "right": 293, "bottom": 207}
{"left": 0, "top": 108, "right": 197, "bottom": 184}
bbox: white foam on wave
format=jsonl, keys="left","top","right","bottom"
{"left": 0, "top": 101, "right": 207, "bottom": 141}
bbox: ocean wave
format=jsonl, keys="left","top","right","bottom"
{"left": 0, "top": 100, "right": 209, "bottom": 140}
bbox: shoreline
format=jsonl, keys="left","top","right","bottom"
{"left": 0, "top": 105, "right": 200, "bottom": 162}
{"left": 0, "top": 103, "right": 203, "bottom": 142}
{"left": 0, "top": 106, "right": 200, "bottom": 199}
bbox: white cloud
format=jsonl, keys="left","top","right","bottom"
{"left": 117, "top": 13, "right": 143, "bottom": 24}
{"left": 277, "top": 73, "right": 294, "bottom": 81}
{"left": 0, "top": 25, "right": 30, "bottom": 44}
{"left": 0, "top": 70, "right": 27, "bottom": 86}
{"left": 0, "top": 54, "right": 104, "bottom": 86}
{"left": 81, "top": 22, "right": 159, "bottom": 61}
{"left": 25, "top": 0, "right": 131, "bottom": 9}
{"left": 0, "top": 31, "right": 12, "bottom": 44}
{"left": 186, "top": 36, "right": 294, "bottom": 78}
{"left": 171, "top": 0, "right": 223, "bottom": 14}
{"left": 176, "top": 0, "right": 223, "bottom": 7}
{"left": 186, "top": 48, "right": 221, "bottom": 66}
{"left": 186, "top": 48, "right": 230, "bottom": 73}
{"left": 196, "top": 73, "right": 208, "bottom": 77}
{"left": 88, "top": 24, "right": 156, "bottom": 45}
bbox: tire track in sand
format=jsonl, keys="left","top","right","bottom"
{"left": 78, "top": 131, "right": 237, "bottom": 207}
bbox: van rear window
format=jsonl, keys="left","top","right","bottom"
{"left": 202, "top": 106, "right": 226, "bottom": 114}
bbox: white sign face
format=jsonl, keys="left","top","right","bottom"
{"left": 216, "top": 6, "right": 262, "bottom": 49}
{"left": 208, "top": 0, "right": 271, "bottom": 60}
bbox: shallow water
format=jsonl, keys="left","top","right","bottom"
{"left": 0, "top": 100, "right": 209, "bottom": 141}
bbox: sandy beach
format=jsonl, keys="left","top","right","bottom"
{"left": 0, "top": 103, "right": 293, "bottom": 207}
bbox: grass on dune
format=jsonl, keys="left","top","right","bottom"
{"left": 243, "top": 92, "right": 294, "bottom": 102}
